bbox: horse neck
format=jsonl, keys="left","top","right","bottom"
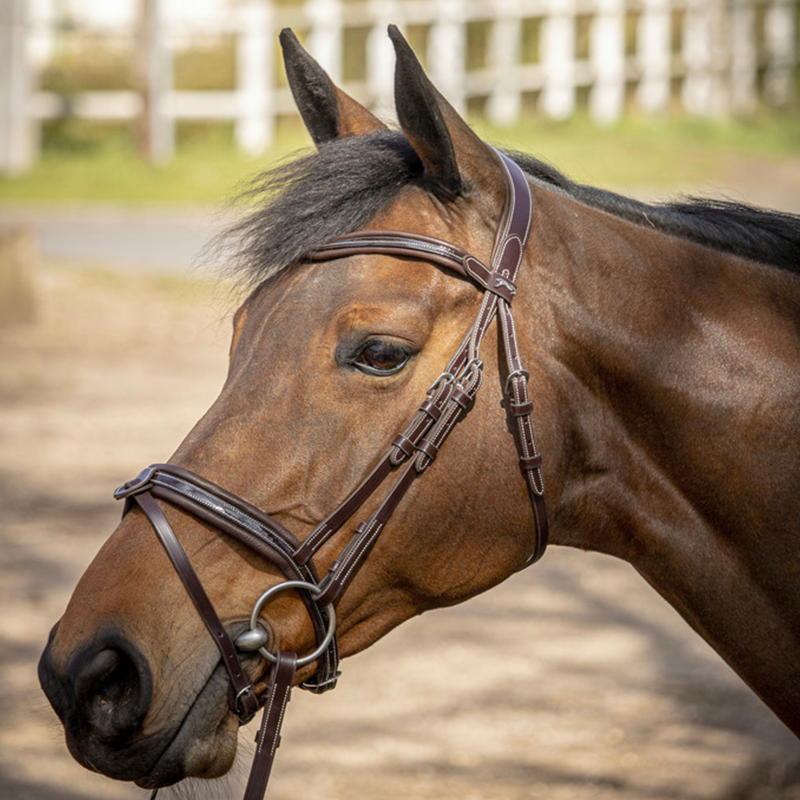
{"left": 523, "top": 190, "right": 800, "bottom": 734}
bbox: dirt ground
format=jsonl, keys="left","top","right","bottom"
{"left": 2, "top": 157, "right": 800, "bottom": 800}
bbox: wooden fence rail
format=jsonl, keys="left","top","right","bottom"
{"left": 1, "top": 0, "right": 797, "bottom": 172}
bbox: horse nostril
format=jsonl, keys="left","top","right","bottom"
{"left": 77, "top": 649, "right": 127, "bottom": 702}
{"left": 73, "top": 641, "right": 152, "bottom": 742}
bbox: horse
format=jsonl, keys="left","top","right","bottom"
{"left": 39, "top": 26, "right": 800, "bottom": 798}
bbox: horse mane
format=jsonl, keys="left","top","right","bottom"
{"left": 509, "top": 150, "right": 800, "bottom": 275}
{"left": 221, "top": 130, "right": 800, "bottom": 287}
{"left": 220, "top": 132, "right": 422, "bottom": 288}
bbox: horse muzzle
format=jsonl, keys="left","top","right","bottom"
{"left": 38, "top": 621, "right": 237, "bottom": 786}
{"left": 38, "top": 623, "right": 161, "bottom": 777}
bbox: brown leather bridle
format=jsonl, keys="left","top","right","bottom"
{"left": 113, "top": 150, "right": 547, "bottom": 800}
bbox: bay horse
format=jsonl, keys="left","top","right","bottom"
{"left": 39, "top": 26, "right": 800, "bottom": 798}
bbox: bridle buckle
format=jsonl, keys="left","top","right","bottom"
{"left": 456, "top": 358, "right": 483, "bottom": 385}
{"left": 504, "top": 368, "right": 529, "bottom": 395}
{"left": 427, "top": 371, "right": 455, "bottom": 395}
{"left": 232, "top": 684, "right": 259, "bottom": 724}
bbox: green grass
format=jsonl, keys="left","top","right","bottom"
{"left": 0, "top": 121, "right": 311, "bottom": 207}
{"left": 1, "top": 112, "right": 798, "bottom": 207}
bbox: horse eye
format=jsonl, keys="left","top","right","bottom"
{"left": 355, "top": 341, "right": 411, "bottom": 376}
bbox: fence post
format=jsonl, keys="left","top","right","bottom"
{"left": 429, "top": 0, "right": 466, "bottom": 114}
{"left": 637, "top": 0, "right": 671, "bottom": 114}
{"left": 367, "top": 0, "right": 401, "bottom": 118}
{"left": 541, "top": 0, "right": 576, "bottom": 119}
{"left": 707, "top": 0, "right": 732, "bottom": 116}
{"left": 730, "top": 0, "right": 756, "bottom": 115}
{"left": 236, "top": 0, "right": 274, "bottom": 155}
{"left": 305, "top": 0, "right": 343, "bottom": 81}
{"left": 682, "top": 0, "right": 712, "bottom": 114}
{"left": 764, "top": 0, "right": 796, "bottom": 108}
{"left": 138, "top": 0, "right": 174, "bottom": 163}
{"left": 0, "top": 0, "right": 34, "bottom": 174}
{"left": 487, "top": 0, "right": 522, "bottom": 125}
{"left": 590, "top": 0, "right": 626, "bottom": 123}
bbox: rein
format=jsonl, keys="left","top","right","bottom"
{"left": 113, "top": 150, "right": 547, "bottom": 799}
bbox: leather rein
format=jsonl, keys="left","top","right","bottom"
{"left": 113, "top": 150, "right": 547, "bottom": 799}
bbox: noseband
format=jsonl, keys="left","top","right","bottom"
{"left": 114, "top": 151, "right": 547, "bottom": 799}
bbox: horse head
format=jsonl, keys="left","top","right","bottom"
{"left": 38, "top": 28, "right": 559, "bottom": 790}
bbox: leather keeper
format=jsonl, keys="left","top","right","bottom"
{"left": 449, "top": 386, "right": 473, "bottom": 410}
{"left": 510, "top": 399, "right": 534, "bottom": 417}
{"left": 392, "top": 433, "right": 415, "bottom": 457}
{"left": 416, "top": 439, "right": 440, "bottom": 461}
{"left": 419, "top": 399, "right": 443, "bottom": 421}
{"left": 519, "top": 454, "right": 543, "bottom": 470}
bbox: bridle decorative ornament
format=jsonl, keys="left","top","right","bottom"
{"left": 113, "top": 151, "right": 547, "bottom": 799}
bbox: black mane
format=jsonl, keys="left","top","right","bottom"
{"left": 510, "top": 150, "right": 800, "bottom": 275}
{"left": 221, "top": 132, "right": 422, "bottom": 287}
{"left": 222, "top": 130, "right": 800, "bottom": 286}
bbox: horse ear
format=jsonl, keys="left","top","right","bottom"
{"left": 280, "top": 28, "right": 387, "bottom": 145}
{"left": 389, "top": 25, "right": 494, "bottom": 200}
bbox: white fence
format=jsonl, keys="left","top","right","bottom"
{"left": 1, "top": 0, "right": 798, "bottom": 172}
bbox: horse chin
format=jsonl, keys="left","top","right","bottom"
{"left": 134, "top": 666, "right": 240, "bottom": 789}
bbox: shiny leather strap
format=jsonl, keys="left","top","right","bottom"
{"left": 131, "top": 493, "right": 260, "bottom": 723}
{"left": 305, "top": 150, "right": 548, "bottom": 581}
{"left": 243, "top": 651, "right": 297, "bottom": 800}
{"left": 116, "top": 467, "right": 340, "bottom": 694}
